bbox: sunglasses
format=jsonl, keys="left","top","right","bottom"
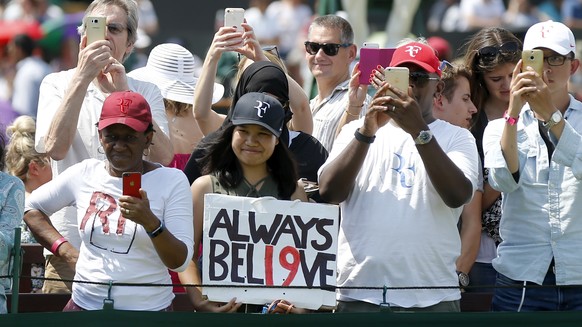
{"left": 304, "top": 41, "right": 352, "bottom": 56}
{"left": 409, "top": 71, "right": 440, "bottom": 88}
{"left": 262, "top": 45, "right": 281, "bottom": 60}
{"left": 477, "top": 42, "right": 519, "bottom": 60}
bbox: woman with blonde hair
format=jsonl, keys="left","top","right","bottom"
{"left": 6, "top": 115, "right": 52, "bottom": 196}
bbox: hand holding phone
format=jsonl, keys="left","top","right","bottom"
{"left": 86, "top": 16, "right": 106, "bottom": 44}
{"left": 224, "top": 8, "right": 245, "bottom": 32}
{"left": 522, "top": 49, "right": 543, "bottom": 76}
{"left": 384, "top": 67, "right": 409, "bottom": 97}
{"left": 122, "top": 172, "right": 142, "bottom": 198}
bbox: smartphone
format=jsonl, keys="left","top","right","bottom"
{"left": 224, "top": 8, "right": 245, "bottom": 32}
{"left": 522, "top": 49, "right": 543, "bottom": 76}
{"left": 86, "top": 16, "right": 106, "bottom": 44}
{"left": 122, "top": 172, "right": 142, "bottom": 198}
{"left": 384, "top": 67, "right": 409, "bottom": 96}
{"left": 359, "top": 46, "right": 396, "bottom": 85}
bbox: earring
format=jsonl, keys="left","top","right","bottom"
{"left": 98, "top": 146, "right": 104, "bottom": 154}
{"left": 143, "top": 147, "right": 151, "bottom": 157}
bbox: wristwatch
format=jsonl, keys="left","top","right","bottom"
{"left": 457, "top": 271, "right": 470, "bottom": 287}
{"left": 414, "top": 130, "right": 433, "bottom": 145}
{"left": 542, "top": 111, "right": 563, "bottom": 129}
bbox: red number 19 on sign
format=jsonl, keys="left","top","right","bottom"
{"left": 264, "top": 245, "right": 300, "bottom": 286}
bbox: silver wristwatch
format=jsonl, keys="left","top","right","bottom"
{"left": 542, "top": 111, "right": 563, "bottom": 129}
{"left": 457, "top": 271, "right": 470, "bottom": 287}
{"left": 414, "top": 130, "right": 433, "bottom": 145}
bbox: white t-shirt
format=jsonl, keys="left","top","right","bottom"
{"left": 34, "top": 69, "right": 168, "bottom": 254}
{"left": 320, "top": 119, "right": 479, "bottom": 308}
{"left": 25, "top": 159, "right": 193, "bottom": 310}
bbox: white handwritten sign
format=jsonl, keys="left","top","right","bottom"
{"left": 202, "top": 194, "right": 339, "bottom": 310}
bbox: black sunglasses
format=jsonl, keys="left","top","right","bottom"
{"left": 478, "top": 42, "right": 519, "bottom": 60}
{"left": 409, "top": 71, "right": 440, "bottom": 88}
{"left": 304, "top": 41, "right": 352, "bottom": 56}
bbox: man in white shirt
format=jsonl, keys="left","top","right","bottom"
{"left": 27, "top": 0, "right": 173, "bottom": 294}
{"left": 305, "top": 15, "right": 369, "bottom": 152}
{"left": 319, "top": 41, "right": 478, "bottom": 312}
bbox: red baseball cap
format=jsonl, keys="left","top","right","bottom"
{"left": 390, "top": 42, "right": 442, "bottom": 77}
{"left": 98, "top": 91, "right": 152, "bottom": 132}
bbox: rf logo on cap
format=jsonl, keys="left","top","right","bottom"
{"left": 117, "top": 98, "right": 132, "bottom": 114}
{"left": 405, "top": 45, "right": 422, "bottom": 57}
{"left": 254, "top": 100, "right": 270, "bottom": 118}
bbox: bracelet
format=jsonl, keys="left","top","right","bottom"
{"left": 354, "top": 128, "right": 376, "bottom": 144}
{"left": 503, "top": 111, "right": 519, "bottom": 126}
{"left": 50, "top": 237, "right": 68, "bottom": 255}
{"left": 345, "top": 109, "right": 360, "bottom": 118}
{"left": 147, "top": 220, "right": 165, "bottom": 238}
{"left": 349, "top": 103, "right": 364, "bottom": 108}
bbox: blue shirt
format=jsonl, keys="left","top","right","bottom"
{"left": 0, "top": 172, "right": 25, "bottom": 313}
{"left": 483, "top": 95, "right": 582, "bottom": 285}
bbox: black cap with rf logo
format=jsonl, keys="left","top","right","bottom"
{"left": 231, "top": 92, "right": 285, "bottom": 137}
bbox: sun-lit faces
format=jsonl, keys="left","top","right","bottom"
{"left": 439, "top": 76, "right": 478, "bottom": 129}
{"left": 305, "top": 25, "right": 354, "bottom": 81}
{"left": 99, "top": 124, "right": 150, "bottom": 176}
{"left": 483, "top": 62, "right": 514, "bottom": 104}
{"left": 231, "top": 124, "right": 279, "bottom": 168}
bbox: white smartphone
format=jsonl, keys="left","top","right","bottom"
{"left": 86, "top": 16, "right": 106, "bottom": 44}
{"left": 522, "top": 49, "right": 543, "bottom": 76}
{"left": 384, "top": 67, "right": 409, "bottom": 96}
{"left": 362, "top": 42, "right": 380, "bottom": 49}
{"left": 224, "top": 8, "right": 245, "bottom": 32}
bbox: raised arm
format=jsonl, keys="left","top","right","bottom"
{"left": 319, "top": 83, "right": 393, "bottom": 204}
{"left": 44, "top": 38, "right": 124, "bottom": 160}
{"left": 193, "top": 27, "right": 246, "bottom": 135}
{"left": 335, "top": 62, "right": 368, "bottom": 138}
{"left": 286, "top": 75, "right": 313, "bottom": 134}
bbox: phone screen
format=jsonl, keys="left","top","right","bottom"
{"left": 122, "top": 172, "right": 142, "bottom": 198}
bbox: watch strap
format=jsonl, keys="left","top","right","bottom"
{"left": 147, "top": 220, "right": 164, "bottom": 238}
{"left": 542, "top": 111, "right": 562, "bottom": 129}
{"left": 504, "top": 111, "right": 518, "bottom": 126}
{"left": 354, "top": 128, "right": 376, "bottom": 144}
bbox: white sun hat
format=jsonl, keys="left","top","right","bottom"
{"left": 129, "top": 43, "right": 224, "bottom": 104}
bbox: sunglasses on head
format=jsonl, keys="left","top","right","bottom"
{"left": 409, "top": 71, "right": 440, "bottom": 88}
{"left": 477, "top": 42, "right": 519, "bottom": 60}
{"left": 262, "top": 45, "right": 281, "bottom": 60}
{"left": 304, "top": 41, "right": 352, "bottom": 56}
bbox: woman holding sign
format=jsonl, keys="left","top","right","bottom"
{"left": 179, "top": 92, "right": 308, "bottom": 313}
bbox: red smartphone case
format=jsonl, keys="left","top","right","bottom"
{"left": 122, "top": 172, "right": 141, "bottom": 198}
{"left": 358, "top": 48, "right": 396, "bottom": 85}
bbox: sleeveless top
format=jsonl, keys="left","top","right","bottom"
{"left": 209, "top": 173, "right": 285, "bottom": 199}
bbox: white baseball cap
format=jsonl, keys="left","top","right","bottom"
{"left": 523, "top": 20, "right": 576, "bottom": 56}
{"left": 129, "top": 43, "right": 224, "bottom": 104}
